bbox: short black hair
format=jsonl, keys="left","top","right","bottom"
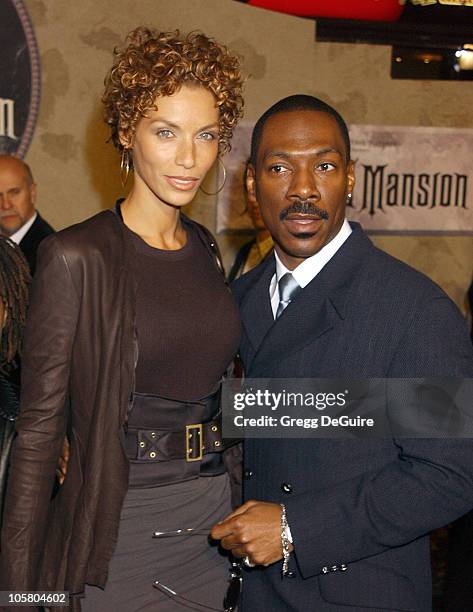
{"left": 250, "top": 94, "right": 351, "bottom": 166}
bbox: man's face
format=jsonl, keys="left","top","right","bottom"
{"left": 0, "top": 157, "right": 37, "bottom": 236}
{"left": 247, "top": 110, "right": 355, "bottom": 270}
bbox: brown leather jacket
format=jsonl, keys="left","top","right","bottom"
{"left": 0, "top": 208, "right": 242, "bottom": 610}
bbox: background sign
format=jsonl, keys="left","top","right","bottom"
{"left": 0, "top": 0, "right": 41, "bottom": 158}
{"left": 217, "top": 121, "right": 473, "bottom": 234}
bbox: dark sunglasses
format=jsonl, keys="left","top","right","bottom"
{"left": 152, "top": 528, "right": 242, "bottom": 611}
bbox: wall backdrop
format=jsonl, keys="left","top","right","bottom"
{"left": 23, "top": 0, "right": 473, "bottom": 311}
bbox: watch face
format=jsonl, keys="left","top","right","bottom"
{"left": 0, "top": 0, "right": 41, "bottom": 158}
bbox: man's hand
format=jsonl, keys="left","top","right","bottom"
{"left": 211, "top": 500, "right": 293, "bottom": 566}
{"left": 56, "top": 436, "right": 70, "bottom": 485}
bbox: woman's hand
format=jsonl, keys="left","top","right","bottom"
{"left": 56, "top": 436, "right": 70, "bottom": 485}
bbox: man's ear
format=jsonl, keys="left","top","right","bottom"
{"left": 30, "top": 182, "right": 37, "bottom": 206}
{"left": 347, "top": 159, "right": 356, "bottom": 194}
{"left": 246, "top": 163, "right": 257, "bottom": 202}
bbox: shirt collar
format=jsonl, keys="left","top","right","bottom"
{"left": 274, "top": 218, "right": 352, "bottom": 288}
{"left": 9, "top": 212, "right": 37, "bottom": 245}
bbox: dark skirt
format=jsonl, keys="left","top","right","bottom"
{"left": 82, "top": 473, "right": 232, "bottom": 611}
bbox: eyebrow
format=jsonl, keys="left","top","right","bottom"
{"left": 263, "top": 147, "right": 343, "bottom": 162}
{"left": 150, "top": 118, "right": 219, "bottom": 131}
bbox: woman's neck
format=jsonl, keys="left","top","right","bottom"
{"left": 120, "top": 186, "right": 187, "bottom": 250}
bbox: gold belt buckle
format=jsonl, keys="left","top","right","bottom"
{"left": 186, "top": 423, "right": 204, "bottom": 462}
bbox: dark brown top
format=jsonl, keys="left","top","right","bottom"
{"left": 128, "top": 224, "right": 240, "bottom": 400}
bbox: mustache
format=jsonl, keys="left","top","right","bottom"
{"left": 279, "top": 200, "right": 329, "bottom": 221}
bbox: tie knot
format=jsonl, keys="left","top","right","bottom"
{"left": 278, "top": 273, "right": 301, "bottom": 304}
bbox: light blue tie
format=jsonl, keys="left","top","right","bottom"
{"left": 276, "top": 273, "right": 301, "bottom": 319}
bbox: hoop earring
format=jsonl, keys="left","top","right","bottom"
{"left": 199, "top": 157, "right": 226, "bottom": 196}
{"left": 120, "top": 149, "right": 131, "bottom": 188}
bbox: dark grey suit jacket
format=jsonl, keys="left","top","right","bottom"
{"left": 233, "top": 223, "right": 473, "bottom": 612}
{"left": 19, "top": 212, "right": 54, "bottom": 276}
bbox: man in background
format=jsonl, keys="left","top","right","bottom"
{"left": 228, "top": 161, "right": 273, "bottom": 283}
{"left": 0, "top": 155, "right": 54, "bottom": 276}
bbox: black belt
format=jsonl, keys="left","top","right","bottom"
{"left": 124, "top": 414, "right": 235, "bottom": 463}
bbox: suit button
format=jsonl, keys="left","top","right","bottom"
{"left": 281, "top": 483, "right": 293, "bottom": 494}
{"left": 286, "top": 570, "right": 295, "bottom": 578}
{"left": 244, "top": 469, "right": 253, "bottom": 480}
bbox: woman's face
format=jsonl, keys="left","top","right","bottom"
{"left": 128, "top": 84, "right": 220, "bottom": 208}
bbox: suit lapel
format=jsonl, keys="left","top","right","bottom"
{"left": 249, "top": 272, "right": 339, "bottom": 374}
{"left": 239, "top": 256, "right": 275, "bottom": 355}
{"left": 18, "top": 215, "right": 41, "bottom": 254}
{"left": 245, "top": 224, "right": 373, "bottom": 375}
{"left": 19, "top": 214, "right": 53, "bottom": 255}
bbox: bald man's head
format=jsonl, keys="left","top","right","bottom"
{"left": 0, "top": 155, "right": 37, "bottom": 236}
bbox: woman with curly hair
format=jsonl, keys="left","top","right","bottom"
{"left": 1, "top": 27, "right": 244, "bottom": 611}
{"left": 0, "top": 237, "right": 29, "bottom": 523}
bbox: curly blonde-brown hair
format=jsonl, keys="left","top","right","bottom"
{"left": 103, "top": 26, "right": 244, "bottom": 155}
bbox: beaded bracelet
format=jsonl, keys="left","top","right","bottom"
{"left": 280, "top": 503, "right": 291, "bottom": 577}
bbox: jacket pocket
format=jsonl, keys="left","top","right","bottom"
{"left": 318, "top": 560, "right": 421, "bottom": 611}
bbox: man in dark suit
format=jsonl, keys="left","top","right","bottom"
{"left": 228, "top": 161, "right": 273, "bottom": 283}
{"left": 212, "top": 96, "right": 473, "bottom": 611}
{"left": 0, "top": 155, "right": 54, "bottom": 275}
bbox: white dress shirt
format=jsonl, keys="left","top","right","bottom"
{"left": 270, "top": 219, "right": 352, "bottom": 319}
{"left": 8, "top": 212, "right": 37, "bottom": 245}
